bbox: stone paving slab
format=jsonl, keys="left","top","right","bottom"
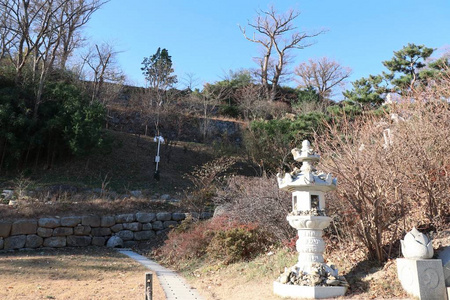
{"left": 118, "top": 249, "right": 203, "bottom": 300}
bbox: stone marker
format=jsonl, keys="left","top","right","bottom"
{"left": 397, "top": 258, "right": 447, "bottom": 300}
{"left": 397, "top": 228, "right": 447, "bottom": 300}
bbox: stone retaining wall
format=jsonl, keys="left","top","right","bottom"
{"left": 0, "top": 212, "right": 211, "bottom": 251}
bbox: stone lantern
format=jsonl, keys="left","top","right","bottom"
{"left": 273, "top": 140, "right": 348, "bottom": 299}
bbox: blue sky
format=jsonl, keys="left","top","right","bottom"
{"left": 86, "top": 0, "right": 449, "bottom": 95}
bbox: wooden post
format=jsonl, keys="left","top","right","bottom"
{"left": 145, "top": 272, "right": 153, "bottom": 300}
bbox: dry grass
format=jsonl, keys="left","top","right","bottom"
{"left": 0, "top": 247, "right": 165, "bottom": 300}
{"left": 177, "top": 244, "right": 414, "bottom": 300}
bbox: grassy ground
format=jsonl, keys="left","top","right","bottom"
{"left": 0, "top": 247, "right": 166, "bottom": 300}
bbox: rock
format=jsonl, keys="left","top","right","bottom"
{"left": 37, "top": 227, "right": 53, "bottom": 238}
{"left": 101, "top": 216, "right": 116, "bottom": 227}
{"left": 110, "top": 224, "right": 123, "bottom": 233}
{"left": 60, "top": 216, "right": 81, "bottom": 227}
{"left": 82, "top": 215, "right": 101, "bottom": 227}
{"left": 172, "top": 213, "right": 186, "bottom": 221}
{"left": 38, "top": 217, "right": 61, "bottom": 228}
{"left": 4, "top": 235, "right": 26, "bottom": 250}
{"left": 116, "top": 230, "right": 134, "bottom": 241}
{"left": 106, "top": 236, "right": 123, "bottom": 248}
{"left": 11, "top": 219, "right": 37, "bottom": 235}
{"left": 160, "top": 194, "right": 171, "bottom": 200}
{"left": 67, "top": 236, "right": 92, "bottom": 247}
{"left": 326, "top": 279, "right": 341, "bottom": 286}
{"left": 43, "top": 237, "right": 66, "bottom": 248}
{"left": 25, "top": 235, "right": 43, "bottom": 248}
{"left": 0, "top": 221, "right": 11, "bottom": 237}
{"left": 213, "top": 204, "right": 231, "bottom": 217}
{"left": 136, "top": 213, "right": 156, "bottom": 223}
{"left": 74, "top": 225, "right": 91, "bottom": 236}
{"left": 130, "top": 190, "right": 142, "bottom": 197}
{"left": 134, "top": 231, "right": 156, "bottom": 241}
{"left": 123, "top": 222, "right": 141, "bottom": 232}
{"left": 124, "top": 241, "right": 137, "bottom": 248}
{"left": 200, "top": 212, "right": 213, "bottom": 219}
{"left": 91, "top": 227, "right": 111, "bottom": 237}
{"left": 152, "top": 221, "right": 163, "bottom": 231}
{"left": 92, "top": 237, "right": 106, "bottom": 246}
{"left": 156, "top": 212, "right": 171, "bottom": 221}
{"left": 1, "top": 189, "right": 14, "bottom": 200}
{"left": 163, "top": 221, "right": 178, "bottom": 228}
{"left": 0, "top": 237, "right": 3, "bottom": 249}
{"left": 52, "top": 227, "right": 73, "bottom": 236}
{"left": 115, "top": 214, "right": 135, "bottom": 223}
{"left": 142, "top": 223, "right": 153, "bottom": 230}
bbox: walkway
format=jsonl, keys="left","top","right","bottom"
{"left": 118, "top": 249, "right": 204, "bottom": 300}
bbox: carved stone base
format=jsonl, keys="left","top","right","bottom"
{"left": 273, "top": 281, "right": 347, "bottom": 299}
{"left": 397, "top": 258, "right": 447, "bottom": 300}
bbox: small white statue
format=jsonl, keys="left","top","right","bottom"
{"left": 401, "top": 227, "right": 434, "bottom": 259}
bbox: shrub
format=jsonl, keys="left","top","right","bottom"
{"left": 215, "top": 175, "right": 295, "bottom": 241}
{"left": 207, "top": 223, "right": 273, "bottom": 264}
{"left": 155, "top": 215, "right": 274, "bottom": 267}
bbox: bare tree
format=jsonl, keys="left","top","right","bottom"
{"left": 234, "top": 84, "right": 266, "bottom": 120}
{"left": 295, "top": 57, "right": 351, "bottom": 102}
{"left": 57, "top": 0, "right": 108, "bottom": 70}
{"left": 0, "top": 0, "right": 108, "bottom": 118}
{"left": 182, "top": 72, "right": 200, "bottom": 91}
{"left": 240, "top": 6, "right": 325, "bottom": 101}
{"left": 81, "top": 42, "right": 123, "bottom": 103}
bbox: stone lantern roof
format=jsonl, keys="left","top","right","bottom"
{"left": 277, "top": 140, "right": 337, "bottom": 193}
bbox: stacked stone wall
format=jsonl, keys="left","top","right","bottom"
{"left": 0, "top": 212, "right": 211, "bottom": 251}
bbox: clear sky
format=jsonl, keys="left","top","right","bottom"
{"left": 86, "top": 0, "right": 449, "bottom": 95}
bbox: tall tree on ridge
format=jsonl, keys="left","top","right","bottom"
{"left": 295, "top": 57, "right": 351, "bottom": 102}
{"left": 240, "top": 6, "right": 325, "bottom": 102}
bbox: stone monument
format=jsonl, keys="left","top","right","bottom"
{"left": 273, "top": 140, "right": 348, "bottom": 299}
{"left": 397, "top": 227, "right": 447, "bottom": 300}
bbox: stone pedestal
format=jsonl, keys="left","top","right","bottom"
{"left": 397, "top": 258, "right": 447, "bottom": 300}
{"left": 273, "top": 282, "right": 347, "bottom": 299}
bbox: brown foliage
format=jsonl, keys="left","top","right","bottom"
{"left": 215, "top": 175, "right": 295, "bottom": 241}
{"left": 315, "top": 82, "right": 450, "bottom": 262}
